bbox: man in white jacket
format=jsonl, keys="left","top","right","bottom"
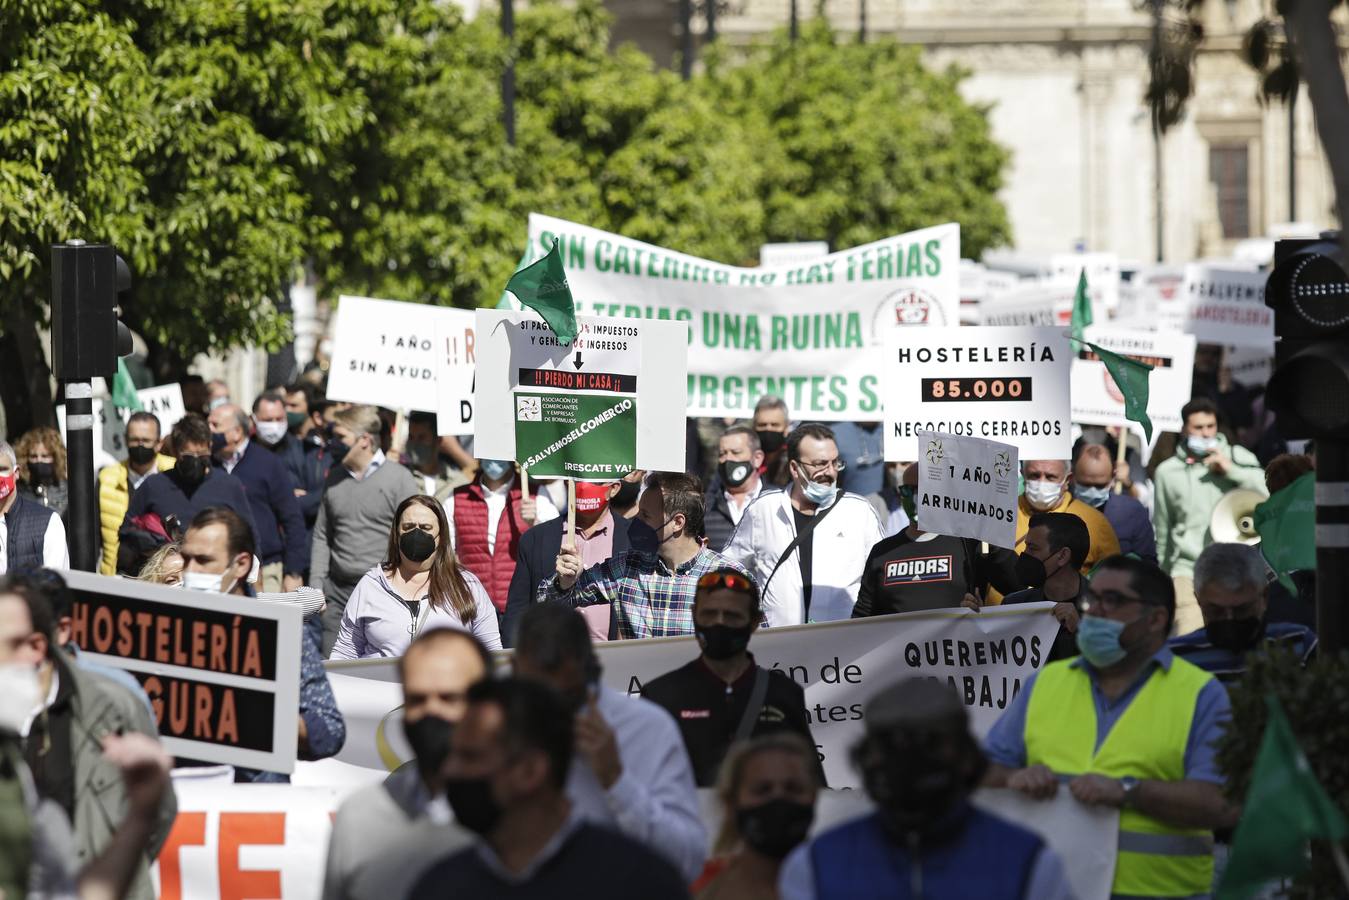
{"left": 724, "top": 423, "right": 884, "bottom": 626}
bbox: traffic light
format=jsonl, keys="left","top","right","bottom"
{"left": 50, "top": 241, "right": 133, "bottom": 382}
{"left": 1263, "top": 234, "right": 1349, "bottom": 439}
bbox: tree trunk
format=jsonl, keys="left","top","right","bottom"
{"left": 1285, "top": 0, "right": 1349, "bottom": 255}
{"left": 0, "top": 294, "right": 57, "bottom": 436}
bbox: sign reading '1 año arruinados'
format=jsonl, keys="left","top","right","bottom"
{"left": 524, "top": 214, "right": 961, "bottom": 420}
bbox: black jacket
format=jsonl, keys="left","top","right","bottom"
{"left": 641, "top": 655, "right": 823, "bottom": 787}
{"left": 501, "top": 513, "right": 631, "bottom": 647}
{"left": 703, "top": 482, "right": 780, "bottom": 553}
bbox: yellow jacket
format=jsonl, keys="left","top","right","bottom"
{"left": 98, "top": 454, "right": 176, "bottom": 575}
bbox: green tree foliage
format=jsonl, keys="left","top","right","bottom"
{"left": 1, "top": 0, "right": 1010, "bottom": 425}
{"left": 1217, "top": 646, "right": 1349, "bottom": 899}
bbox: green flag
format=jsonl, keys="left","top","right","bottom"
{"left": 111, "top": 358, "right": 142, "bottom": 411}
{"left": 496, "top": 247, "right": 533, "bottom": 310}
{"left": 1217, "top": 694, "right": 1349, "bottom": 900}
{"left": 504, "top": 239, "right": 577, "bottom": 344}
{"left": 1254, "top": 471, "right": 1315, "bottom": 595}
{"left": 1089, "top": 342, "right": 1153, "bottom": 442}
{"left": 1071, "top": 270, "right": 1092, "bottom": 343}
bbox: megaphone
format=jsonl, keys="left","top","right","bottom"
{"left": 1210, "top": 488, "right": 1267, "bottom": 545}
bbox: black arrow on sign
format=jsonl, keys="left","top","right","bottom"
{"left": 572, "top": 352, "right": 584, "bottom": 369}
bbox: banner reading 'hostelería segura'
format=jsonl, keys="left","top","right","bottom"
{"left": 523, "top": 213, "right": 961, "bottom": 420}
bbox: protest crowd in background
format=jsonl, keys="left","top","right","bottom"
{"left": 1, "top": 237, "right": 1342, "bottom": 900}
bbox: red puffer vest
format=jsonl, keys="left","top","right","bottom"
{"left": 452, "top": 478, "right": 528, "bottom": 613}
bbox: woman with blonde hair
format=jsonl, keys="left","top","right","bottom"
{"left": 694, "top": 732, "right": 822, "bottom": 899}
{"left": 15, "top": 426, "right": 68, "bottom": 517}
{"left": 138, "top": 542, "right": 184, "bottom": 587}
{"left": 330, "top": 493, "right": 501, "bottom": 658}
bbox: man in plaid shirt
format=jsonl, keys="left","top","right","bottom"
{"left": 542, "top": 472, "right": 751, "bottom": 639}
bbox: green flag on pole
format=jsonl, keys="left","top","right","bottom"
{"left": 1071, "top": 270, "right": 1092, "bottom": 343}
{"left": 504, "top": 239, "right": 577, "bottom": 344}
{"left": 1254, "top": 471, "right": 1316, "bottom": 595}
{"left": 1217, "top": 694, "right": 1349, "bottom": 900}
{"left": 496, "top": 247, "right": 533, "bottom": 310}
{"left": 1089, "top": 342, "right": 1154, "bottom": 443}
{"left": 111, "top": 358, "right": 142, "bottom": 411}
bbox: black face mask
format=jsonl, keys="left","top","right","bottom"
{"left": 210, "top": 432, "right": 228, "bottom": 457}
{"left": 399, "top": 529, "right": 437, "bottom": 563}
{"left": 628, "top": 517, "right": 666, "bottom": 555}
{"left": 696, "top": 623, "right": 754, "bottom": 661}
{"left": 327, "top": 438, "right": 351, "bottom": 463}
{"left": 127, "top": 445, "right": 157, "bottom": 466}
{"left": 176, "top": 455, "right": 209, "bottom": 487}
{"left": 445, "top": 776, "right": 503, "bottom": 835}
{"left": 1014, "top": 552, "right": 1048, "bottom": 590}
{"left": 736, "top": 798, "right": 814, "bottom": 859}
{"left": 403, "top": 714, "right": 454, "bottom": 779}
{"left": 611, "top": 479, "right": 640, "bottom": 508}
{"left": 719, "top": 459, "right": 754, "bottom": 489}
{"left": 756, "top": 430, "right": 786, "bottom": 455}
{"left": 864, "top": 753, "right": 966, "bottom": 834}
{"left": 27, "top": 462, "right": 54, "bottom": 485}
{"left": 1207, "top": 616, "right": 1265, "bottom": 653}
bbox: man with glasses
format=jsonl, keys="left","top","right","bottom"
{"left": 983, "top": 555, "right": 1237, "bottom": 900}
{"left": 642, "top": 568, "right": 821, "bottom": 787}
{"left": 98, "top": 411, "right": 176, "bottom": 575}
{"left": 725, "top": 424, "right": 883, "bottom": 625}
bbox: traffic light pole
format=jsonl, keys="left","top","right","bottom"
{"left": 1316, "top": 439, "right": 1349, "bottom": 654}
{"left": 63, "top": 381, "right": 98, "bottom": 571}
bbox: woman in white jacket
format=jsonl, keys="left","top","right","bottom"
{"left": 330, "top": 494, "right": 502, "bottom": 658}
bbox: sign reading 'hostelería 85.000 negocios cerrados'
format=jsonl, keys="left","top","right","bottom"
{"left": 525, "top": 213, "right": 961, "bottom": 421}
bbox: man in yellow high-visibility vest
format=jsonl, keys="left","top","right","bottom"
{"left": 984, "top": 555, "right": 1238, "bottom": 899}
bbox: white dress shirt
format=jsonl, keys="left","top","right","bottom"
{"left": 566, "top": 685, "right": 707, "bottom": 883}
{"left": 222, "top": 437, "right": 249, "bottom": 474}
{"left": 0, "top": 508, "right": 70, "bottom": 575}
{"left": 444, "top": 480, "right": 558, "bottom": 553}
{"left": 724, "top": 478, "right": 763, "bottom": 527}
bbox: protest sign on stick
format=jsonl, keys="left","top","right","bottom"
{"left": 64, "top": 570, "right": 302, "bottom": 773}
{"left": 327, "top": 295, "right": 475, "bottom": 433}
{"left": 883, "top": 326, "right": 1072, "bottom": 460}
{"left": 1182, "top": 263, "right": 1273, "bottom": 349}
{"left": 1072, "top": 327, "right": 1196, "bottom": 438}
{"left": 525, "top": 213, "right": 961, "bottom": 420}
{"left": 473, "top": 309, "right": 686, "bottom": 479}
{"left": 915, "top": 431, "right": 1019, "bottom": 549}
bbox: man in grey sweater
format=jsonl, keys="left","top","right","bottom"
{"left": 311, "top": 404, "right": 421, "bottom": 654}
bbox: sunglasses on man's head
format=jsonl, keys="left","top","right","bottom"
{"left": 697, "top": 571, "right": 756, "bottom": 596}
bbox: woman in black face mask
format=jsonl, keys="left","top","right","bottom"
{"left": 695, "top": 733, "right": 821, "bottom": 900}
{"left": 330, "top": 495, "right": 503, "bottom": 659}
{"left": 15, "top": 427, "right": 69, "bottom": 517}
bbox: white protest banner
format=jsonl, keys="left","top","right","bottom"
{"left": 473, "top": 308, "right": 686, "bottom": 479}
{"left": 157, "top": 770, "right": 1117, "bottom": 900}
{"left": 133, "top": 383, "right": 187, "bottom": 435}
{"left": 1117, "top": 265, "right": 1186, "bottom": 330}
{"left": 760, "top": 241, "right": 829, "bottom": 268}
{"left": 1072, "top": 327, "right": 1196, "bottom": 437}
{"left": 1051, "top": 251, "right": 1120, "bottom": 313}
{"left": 326, "top": 603, "right": 1060, "bottom": 789}
{"left": 64, "top": 571, "right": 302, "bottom": 773}
{"left": 977, "top": 278, "right": 1078, "bottom": 327}
{"left": 433, "top": 313, "right": 476, "bottom": 436}
{"left": 1182, "top": 263, "right": 1273, "bottom": 348}
{"left": 525, "top": 213, "right": 961, "bottom": 420}
{"left": 914, "top": 432, "right": 1019, "bottom": 549}
{"left": 1225, "top": 344, "right": 1273, "bottom": 388}
{"left": 883, "top": 326, "right": 1073, "bottom": 461}
{"left": 326, "top": 296, "right": 476, "bottom": 426}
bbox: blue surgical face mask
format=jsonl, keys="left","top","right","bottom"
{"left": 1072, "top": 484, "right": 1111, "bottom": 509}
{"left": 479, "top": 459, "right": 513, "bottom": 481}
{"left": 1186, "top": 435, "right": 1219, "bottom": 457}
{"left": 1076, "top": 614, "right": 1138, "bottom": 668}
{"left": 801, "top": 479, "right": 838, "bottom": 508}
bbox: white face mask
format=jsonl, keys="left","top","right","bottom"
{"left": 255, "top": 420, "right": 288, "bottom": 446}
{"left": 1023, "top": 479, "right": 1065, "bottom": 511}
{"left": 0, "top": 663, "right": 41, "bottom": 735}
{"left": 182, "top": 569, "right": 235, "bottom": 594}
